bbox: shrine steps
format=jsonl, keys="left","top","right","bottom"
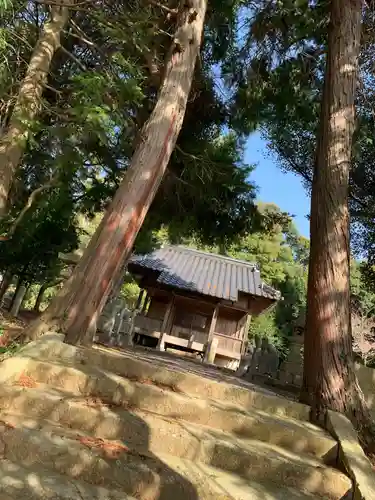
{"left": 0, "top": 334, "right": 353, "bottom": 499}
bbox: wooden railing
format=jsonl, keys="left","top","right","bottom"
{"left": 213, "top": 332, "right": 244, "bottom": 358}
{"left": 133, "top": 315, "right": 243, "bottom": 360}
{"left": 170, "top": 325, "right": 208, "bottom": 345}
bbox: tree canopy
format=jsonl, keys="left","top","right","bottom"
{"left": 0, "top": 0, "right": 268, "bottom": 284}
{"left": 1, "top": 0, "right": 375, "bottom": 340}
{"left": 224, "top": 0, "right": 375, "bottom": 267}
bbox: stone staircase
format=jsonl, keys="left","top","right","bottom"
{"left": 0, "top": 334, "right": 353, "bottom": 499}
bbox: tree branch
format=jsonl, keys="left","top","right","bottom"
{"left": 7, "top": 176, "right": 60, "bottom": 238}
{"left": 144, "top": 49, "right": 161, "bottom": 86}
{"left": 272, "top": 139, "right": 370, "bottom": 213}
{"left": 65, "top": 28, "right": 94, "bottom": 47}
{"left": 149, "top": 0, "right": 178, "bottom": 15}
{"left": 59, "top": 45, "right": 87, "bottom": 71}
{"left": 34, "top": 0, "right": 94, "bottom": 9}
{"left": 69, "top": 19, "right": 109, "bottom": 62}
{"left": 69, "top": 19, "right": 95, "bottom": 46}
{"left": 175, "top": 144, "right": 201, "bottom": 161}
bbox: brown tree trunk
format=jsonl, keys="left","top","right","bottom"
{"left": 34, "top": 284, "right": 48, "bottom": 312}
{"left": 9, "top": 279, "right": 28, "bottom": 317}
{"left": 300, "top": 0, "right": 375, "bottom": 451}
{"left": 0, "top": 4, "right": 70, "bottom": 216}
{"left": 25, "top": 0, "right": 208, "bottom": 346}
{"left": 0, "top": 271, "right": 13, "bottom": 304}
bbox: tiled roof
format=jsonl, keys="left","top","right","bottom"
{"left": 129, "top": 246, "right": 280, "bottom": 302}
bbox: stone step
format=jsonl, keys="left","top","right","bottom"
{"left": 0, "top": 433, "right": 321, "bottom": 500}
{"left": 0, "top": 413, "right": 352, "bottom": 498}
{"left": 0, "top": 458, "right": 133, "bottom": 499}
{"left": 15, "top": 335, "right": 310, "bottom": 420}
{"left": 0, "top": 416, "right": 226, "bottom": 499}
{"left": 193, "top": 463, "right": 323, "bottom": 499}
{"left": 0, "top": 383, "right": 337, "bottom": 462}
{"left": 10, "top": 354, "right": 314, "bottom": 424}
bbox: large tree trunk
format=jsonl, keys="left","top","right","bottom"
{"left": 9, "top": 280, "right": 28, "bottom": 317}
{"left": 25, "top": 0, "right": 207, "bottom": 345}
{"left": 301, "top": 0, "right": 375, "bottom": 451}
{"left": 0, "top": 4, "right": 70, "bottom": 216}
{"left": 34, "top": 284, "right": 48, "bottom": 312}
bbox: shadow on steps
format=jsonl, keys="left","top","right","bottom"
{"left": 1, "top": 366, "right": 203, "bottom": 499}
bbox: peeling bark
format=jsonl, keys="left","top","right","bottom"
{"left": 25, "top": 0, "right": 208, "bottom": 346}
{"left": 0, "top": 4, "right": 70, "bottom": 215}
{"left": 301, "top": 0, "right": 375, "bottom": 452}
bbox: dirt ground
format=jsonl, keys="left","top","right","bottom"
{"left": 0, "top": 308, "right": 39, "bottom": 350}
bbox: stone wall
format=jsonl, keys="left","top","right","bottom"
{"left": 277, "top": 332, "right": 304, "bottom": 386}
{"left": 240, "top": 328, "right": 375, "bottom": 420}
{"left": 354, "top": 363, "right": 375, "bottom": 419}
{"left": 237, "top": 335, "right": 280, "bottom": 379}
{"left": 95, "top": 298, "right": 133, "bottom": 348}
{"left": 237, "top": 329, "right": 305, "bottom": 392}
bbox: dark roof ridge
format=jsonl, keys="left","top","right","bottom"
{"left": 160, "top": 245, "right": 259, "bottom": 270}
{"left": 129, "top": 245, "right": 281, "bottom": 301}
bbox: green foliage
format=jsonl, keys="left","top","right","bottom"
{"left": 0, "top": 0, "right": 11, "bottom": 14}
{"left": 0, "top": 326, "right": 21, "bottom": 357}
{"left": 228, "top": 203, "right": 308, "bottom": 339}
{"left": 9, "top": 0, "right": 375, "bottom": 344}
{"left": 0, "top": 0, "right": 267, "bottom": 281}
{"left": 224, "top": 0, "right": 375, "bottom": 268}
{"left": 275, "top": 271, "right": 307, "bottom": 335}
{"left": 147, "top": 132, "right": 260, "bottom": 247}
{"left": 351, "top": 260, "right": 375, "bottom": 317}
{"left": 0, "top": 187, "right": 79, "bottom": 285}
{"left": 76, "top": 213, "right": 103, "bottom": 249}
{"left": 249, "top": 312, "right": 285, "bottom": 354}
{"left": 0, "top": 339, "right": 20, "bottom": 356}
{"left": 120, "top": 279, "right": 141, "bottom": 310}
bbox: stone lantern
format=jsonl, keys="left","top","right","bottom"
{"left": 278, "top": 311, "right": 305, "bottom": 386}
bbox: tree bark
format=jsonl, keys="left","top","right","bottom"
{"left": 10, "top": 281, "right": 28, "bottom": 317}
{"left": 34, "top": 284, "right": 48, "bottom": 312}
{"left": 0, "top": 4, "right": 70, "bottom": 216}
{"left": 300, "top": 0, "right": 375, "bottom": 451}
{"left": 25, "top": 0, "right": 208, "bottom": 346}
{"left": 0, "top": 271, "right": 13, "bottom": 304}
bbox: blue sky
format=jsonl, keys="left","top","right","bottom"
{"left": 244, "top": 131, "right": 311, "bottom": 238}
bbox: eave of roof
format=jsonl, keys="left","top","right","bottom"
{"left": 129, "top": 246, "right": 281, "bottom": 302}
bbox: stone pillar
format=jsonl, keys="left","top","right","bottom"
{"left": 116, "top": 309, "right": 134, "bottom": 347}
{"left": 256, "top": 337, "right": 279, "bottom": 378}
{"left": 278, "top": 331, "right": 304, "bottom": 386}
{"left": 97, "top": 297, "right": 125, "bottom": 340}
{"left": 97, "top": 265, "right": 127, "bottom": 336}
{"left": 236, "top": 341, "right": 255, "bottom": 377}
{"left": 247, "top": 334, "right": 262, "bottom": 377}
